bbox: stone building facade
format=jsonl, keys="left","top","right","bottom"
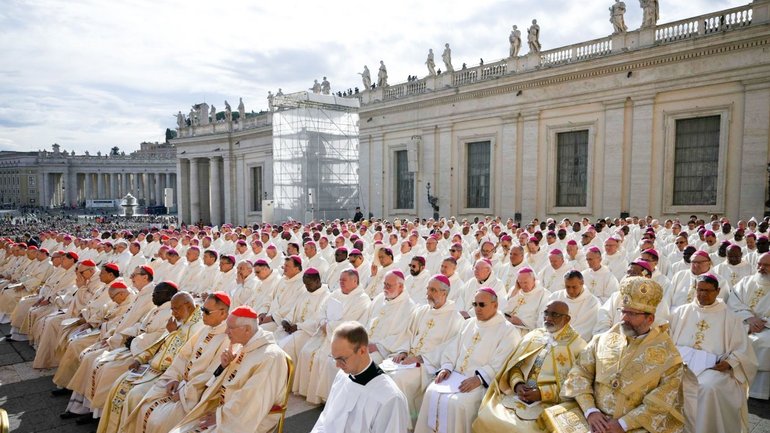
{"left": 0, "top": 142, "right": 177, "bottom": 209}
{"left": 172, "top": 1, "right": 770, "bottom": 225}
{"left": 357, "top": 1, "right": 770, "bottom": 222}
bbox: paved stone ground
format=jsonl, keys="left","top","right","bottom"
{"left": 0, "top": 322, "right": 768, "bottom": 432}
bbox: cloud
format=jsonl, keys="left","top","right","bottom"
{"left": 0, "top": 0, "right": 748, "bottom": 154}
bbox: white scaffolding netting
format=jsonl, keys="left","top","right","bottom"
{"left": 272, "top": 92, "right": 361, "bottom": 222}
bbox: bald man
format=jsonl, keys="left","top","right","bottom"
{"left": 97, "top": 292, "right": 202, "bottom": 433}
{"left": 473, "top": 300, "right": 587, "bottom": 432}
{"left": 415, "top": 288, "right": 519, "bottom": 433}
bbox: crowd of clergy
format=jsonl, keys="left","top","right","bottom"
{"left": 0, "top": 213, "right": 767, "bottom": 433}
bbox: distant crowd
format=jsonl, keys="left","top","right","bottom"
{"left": 0, "top": 213, "right": 767, "bottom": 433}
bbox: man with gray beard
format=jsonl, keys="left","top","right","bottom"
{"left": 557, "top": 277, "right": 684, "bottom": 433}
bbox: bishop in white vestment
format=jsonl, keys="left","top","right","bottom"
{"left": 670, "top": 273, "right": 757, "bottom": 433}
{"left": 415, "top": 288, "right": 519, "bottom": 433}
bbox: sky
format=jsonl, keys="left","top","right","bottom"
{"left": 0, "top": 0, "right": 746, "bottom": 155}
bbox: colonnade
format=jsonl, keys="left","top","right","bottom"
{"left": 40, "top": 171, "right": 176, "bottom": 208}
{"left": 176, "top": 157, "right": 226, "bottom": 226}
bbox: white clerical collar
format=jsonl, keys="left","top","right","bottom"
{"left": 567, "top": 289, "right": 585, "bottom": 301}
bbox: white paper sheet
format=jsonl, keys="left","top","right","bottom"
{"left": 379, "top": 358, "right": 418, "bottom": 372}
{"left": 432, "top": 371, "right": 467, "bottom": 394}
{"left": 677, "top": 345, "right": 718, "bottom": 376}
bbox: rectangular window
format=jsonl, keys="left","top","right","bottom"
{"left": 673, "top": 116, "right": 720, "bottom": 206}
{"left": 556, "top": 130, "right": 589, "bottom": 207}
{"left": 251, "top": 166, "right": 263, "bottom": 212}
{"left": 28, "top": 175, "right": 36, "bottom": 186}
{"left": 395, "top": 150, "right": 414, "bottom": 209}
{"left": 466, "top": 141, "right": 491, "bottom": 208}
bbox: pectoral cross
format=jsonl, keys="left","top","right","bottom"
{"left": 459, "top": 332, "right": 481, "bottom": 373}
{"left": 368, "top": 308, "right": 386, "bottom": 337}
{"left": 749, "top": 288, "right": 766, "bottom": 310}
{"left": 693, "top": 319, "right": 710, "bottom": 350}
{"left": 410, "top": 319, "right": 435, "bottom": 355}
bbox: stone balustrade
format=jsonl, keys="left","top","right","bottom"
{"left": 655, "top": 4, "right": 753, "bottom": 43}
{"left": 178, "top": 111, "right": 272, "bottom": 138}
{"left": 361, "top": 1, "right": 766, "bottom": 106}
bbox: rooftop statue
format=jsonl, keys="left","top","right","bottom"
{"left": 238, "top": 97, "right": 245, "bottom": 121}
{"left": 378, "top": 61, "right": 388, "bottom": 88}
{"left": 426, "top": 49, "right": 436, "bottom": 76}
{"left": 359, "top": 65, "right": 372, "bottom": 89}
{"left": 509, "top": 25, "right": 521, "bottom": 57}
{"left": 321, "top": 77, "right": 331, "bottom": 95}
{"left": 610, "top": 0, "right": 628, "bottom": 34}
{"left": 311, "top": 79, "right": 321, "bottom": 94}
{"left": 442, "top": 43, "right": 454, "bottom": 72}
{"left": 528, "top": 19, "right": 541, "bottom": 54}
{"left": 640, "top": 0, "right": 659, "bottom": 28}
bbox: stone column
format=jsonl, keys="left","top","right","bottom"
{"left": 209, "top": 157, "right": 223, "bottom": 225}
{"left": 130, "top": 173, "right": 138, "bottom": 196}
{"left": 739, "top": 83, "right": 770, "bottom": 218}
{"left": 222, "top": 154, "right": 233, "bottom": 224}
{"left": 97, "top": 173, "right": 105, "bottom": 199}
{"left": 155, "top": 173, "right": 164, "bottom": 207}
{"left": 40, "top": 172, "right": 49, "bottom": 208}
{"left": 121, "top": 173, "right": 130, "bottom": 197}
{"left": 629, "top": 98, "right": 654, "bottom": 216}
{"left": 234, "top": 155, "right": 245, "bottom": 224}
{"left": 500, "top": 116, "right": 519, "bottom": 218}
{"left": 165, "top": 173, "right": 173, "bottom": 207}
{"left": 143, "top": 173, "right": 152, "bottom": 205}
{"left": 520, "top": 112, "right": 540, "bottom": 222}
{"left": 189, "top": 159, "right": 200, "bottom": 224}
{"left": 199, "top": 159, "right": 212, "bottom": 224}
{"left": 602, "top": 100, "right": 626, "bottom": 217}
{"left": 66, "top": 170, "right": 77, "bottom": 207}
{"left": 110, "top": 173, "right": 119, "bottom": 199}
{"left": 83, "top": 173, "right": 92, "bottom": 202}
{"left": 177, "top": 160, "right": 189, "bottom": 222}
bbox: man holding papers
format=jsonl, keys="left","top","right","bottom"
{"left": 670, "top": 273, "right": 757, "bottom": 433}
{"left": 384, "top": 274, "right": 464, "bottom": 426}
{"left": 414, "top": 287, "right": 519, "bottom": 433}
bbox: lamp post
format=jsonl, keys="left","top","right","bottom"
{"left": 426, "top": 182, "right": 440, "bottom": 220}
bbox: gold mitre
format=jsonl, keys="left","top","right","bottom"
{"left": 619, "top": 276, "right": 662, "bottom": 314}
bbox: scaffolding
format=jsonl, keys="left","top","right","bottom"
{"left": 272, "top": 92, "right": 361, "bottom": 222}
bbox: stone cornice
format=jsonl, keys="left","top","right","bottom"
{"left": 360, "top": 32, "right": 770, "bottom": 119}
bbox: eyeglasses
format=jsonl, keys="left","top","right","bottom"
{"left": 329, "top": 347, "right": 359, "bottom": 365}
{"left": 691, "top": 260, "right": 710, "bottom": 265}
{"left": 201, "top": 306, "right": 224, "bottom": 315}
{"left": 449, "top": 249, "right": 458, "bottom": 253}
{"left": 329, "top": 353, "right": 354, "bottom": 364}
{"left": 471, "top": 301, "right": 492, "bottom": 308}
{"left": 543, "top": 311, "right": 567, "bottom": 318}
